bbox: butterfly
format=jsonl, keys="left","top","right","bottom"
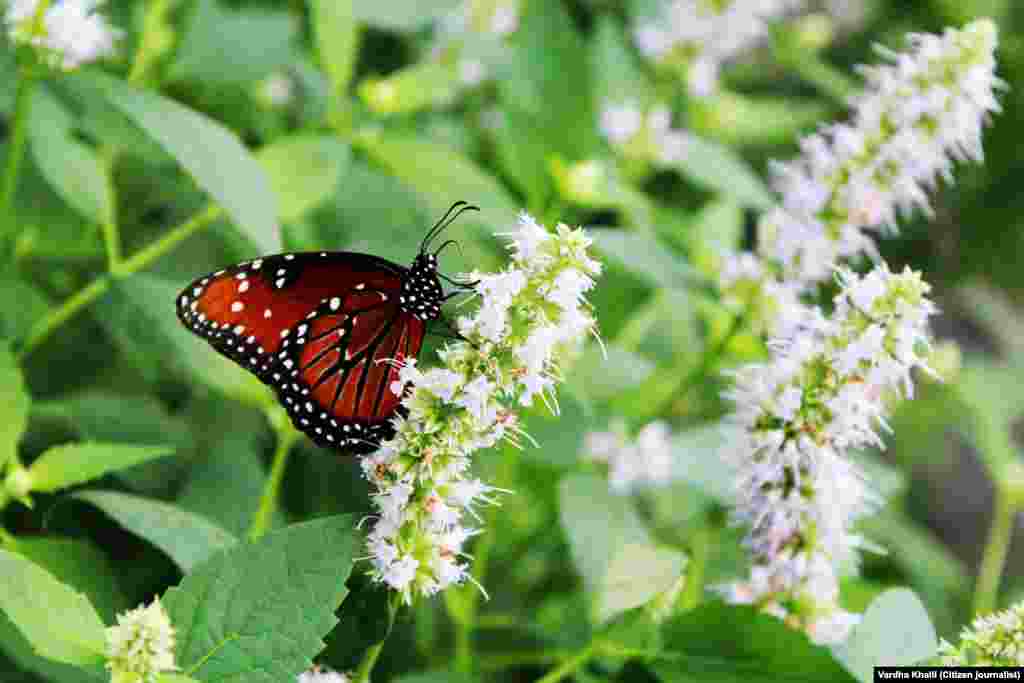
{"left": 176, "top": 201, "right": 479, "bottom": 454}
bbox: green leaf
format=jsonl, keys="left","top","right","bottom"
{"left": 500, "top": 0, "right": 597, "bottom": 159}
{"left": 685, "top": 200, "right": 744, "bottom": 279}
{"left": 0, "top": 345, "right": 29, "bottom": 470}
{"left": 311, "top": 0, "right": 358, "bottom": 99}
{"left": 688, "top": 92, "right": 831, "bottom": 148}
{"left": 668, "top": 424, "right": 734, "bottom": 502}
{"left": 520, "top": 391, "right": 591, "bottom": 468}
{"left": 833, "top": 589, "right": 937, "bottom": 682}
{"left": 169, "top": 0, "right": 298, "bottom": 85}
{"left": 257, "top": 136, "right": 349, "bottom": 222}
{"left": 27, "top": 442, "right": 174, "bottom": 493}
{"left": 351, "top": 0, "right": 461, "bottom": 30}
{"left": 559, "top": 473, "right": 686, "bottom": 623}
{"left": 567, "top": 343, "right": 654, "bottom": 402}
{"left": 590, "top": 230, "right": 696, "bottom": 290}
{"left": 393, "top": 674, "right": 479, "bottom": 683}
{"left": 655, "top": 602, "right": 856, "bottom": 682}
{"left": 73, "top": 490, "right": 238, "bottom": 572}
{"left": 83, "top": 71, "right": 281, "bottom": 253}
{"left": 157, "top": 675, "right": 204, "bottom": 683}
{"left": 0, "top": 275, "right": 49, "bottom": 342}
{"left": 0, "top": 549, "right": 106, "bottom": 667}
{"left": 590, "top": 16, "right": 652, "bottom": 108}
{"left": 359, "top": 62, "right": 460, "bottom": 115}
{"left": 666, "top": 134, "right": 774, "bottom": 210}
{"left": 162, "top": 515, "right": 357, "bottom": 683}
{"left": 9, "top": 536, "right": 125, "bottom": 622}
{"left": 28, "top": 88, "right": 111, "bottom": 225}
{"left": 0, "top": 613, "right": 106, "bottom": 683}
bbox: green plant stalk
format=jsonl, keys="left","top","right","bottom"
{"left": 18, "top": 204, "right": 222, "bottom": 359}
{"left": 248, "top": 423, "right": 299, "bottom": 540}
{"left": 786, "top": 56, "right": 859, "bottom": 105}
{"left": 99, "top": 147, "right": 121, "bottom": 270}
{"left": 353, "top": 592, "right": 401, "bottom": 683}
{"left": 451, "top": 446, "right": 521, "bottom": 674}
{"left": 677, "top": 524, "right": 712, "bottom": 612}
{"left": 973, "top": 486, "right": 1017, "bottom": 616}
{"left": 0, "top": 71, "right": 38, "bottom": 253}
{"left": 535, "top": 643, "right": 596, "bottom": 683}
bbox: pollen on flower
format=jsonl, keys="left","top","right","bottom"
{"left": 359, "top": 212, "right": 600, "bottom": 603}
{"left": 105, "top": 597, "right": 177, "bottom": 683}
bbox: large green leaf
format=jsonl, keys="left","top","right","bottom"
{"left": 654, "top": 602, "right": 856, "bottom": 682}
{"left": 0, "top": 345, "right": 29, "bottom": 470}
{"left": 28, "top": 88, "right": 111, "bottom": 225}
{"left": 0, "top": 613, "right": 106, "bottom": 683}
{"left": 9, "top": 536, "right": 125, "bottom": 622}
{"left": 169, "top": 0, "right": 297, "bottom": 84}
{"left": 833, "top": 589, "right": 937, "bottom": 682}
{"left": 500, "top": 0, "right": 597, "bottom": 159}
{"left": 351, "top": 0, "right": 461, "bottom": 30}
{"left": 161, "top": 516, "right": 357, "bottom": 683}
{"left": 311, "top": 0, "right": 358, "bottom": 99}
{"left": 0, "top": 550, "right": 106, "bottom": 667}
{"left": 257, "top": 136, "right": 349, "bottom": 222}
{"left": 83, "top": 71, "right": 280, "bottom": 253}
{"left": 666, "top": 134, "right": 774, "bottom": 210}
{"left": 559, "top": 473, "right": 686, "bottom": 623}
{"left": 590, "top": 16, "right": 652, "bottom": 108}
{"left": 27, "top": 442, "right": 174, "bottom": 493}
{"left": 74, "top": 490, "right": 237, "bottom": 572}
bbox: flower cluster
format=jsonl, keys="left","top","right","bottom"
{"left": 361, "top": 213, "right": 601, "bottom": 603}
{"left": 598, "top": 101, "right": 693, "bottom": 166}
{"left": 634, "top": 0, "right": 803, "bottom": 97}
{"left": 723, "top": 265, "right": 936, "bottom": 644}
{"left": 297, "top": 665, "right": 351, "bottom": 683}
{"left": 5, "top": 0, "right": 120, "bottom": 70}
{"left": 938, "top": 600, "right": 1024, "bottom": 666}
{"left": 759, "top": 18, "right": 1001, "bottom": 287}
{"left": 433, "top": 0, "right": 520, "bottom": 89}
{"left": 584, "top": 420, "right": 673, "bottom": 494}
{"left": 105, "top": 597, "right": 177, "bottom": 683}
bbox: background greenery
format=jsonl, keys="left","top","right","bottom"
{"left": 0, "top": 0, "right": 1022, "bottom": 681}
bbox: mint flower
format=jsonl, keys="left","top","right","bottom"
{"left": 584, "top": 420, "right": 674, "bottom": 494}
{"left": 723, "top": 264, "right": 936, "bottom": 643}
{"left": 634, "top": 0, "right": 803, "bottom": 97}
{"left": 5, "top": 0, "right": 121, "bottom": 70}
{"left": 360, "top": 213, "right": 601, "bottom": 603}
{"left": 297, "top": 665, "right": 351, "bottom": 682}
{"left": 105, "top": 597, "right": 177, "bottom": 683}
{"left": 938, "top": 601, "right": 1024, "bottom": 665}
{"left": 760, "top": 19, "right": 1001, "bottom": 287}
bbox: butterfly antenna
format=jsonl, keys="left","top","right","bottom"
{"left": 421, "top": 203, "right": 480, "bottom": 253}
{"left": 420, "top": 201, "right": 467, "bottom": 254}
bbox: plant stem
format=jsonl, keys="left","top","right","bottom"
{"left": 18, "top": 204, "right": 222, "bottom": 359}
{"left": 973, "top": 486, "right": 1017, "bottom": 616}
{"left": 535, "top": 643, "right": 595, "bottom": 683}
{"left": 0, "top": 69, "right": 38, "bottom": 254}
{"left": 248, "top": 424, "right": 298, "bottom": 540}
{"left": 353, "top": 592, "right": 401, "bottom": 683}
{"left": 99, "top": 147, "right": 121, "bottom": 271}
{"left": 452, "top": 446, "right": 520, "bottom": 674}
{"left": 677, "top": 524, "right": 712, "bottom": 612}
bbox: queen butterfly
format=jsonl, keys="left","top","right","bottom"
{"left": 176, "top": 201, "right": 478, "bottom": 454}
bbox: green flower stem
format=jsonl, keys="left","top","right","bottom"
{"left": 0, "top": 70, "right": 38, "bottom": 254}
{"left": 973, "top": 486, "right": 1017, "bottom": 616}
{"left": 17, "top": 204, "right": 222, "bottom": 360}
{"left": 99, "top": 147, "right": 121, "bottom": 271}
{"left": 248, "top": 414, "right": 299, "bottom": 540}
{"left": 353, "top": 592, "right": 401, "bottom": 683}
{"left": 535, "top": 643, "right": 596, "bottom": 683}
{"left": 786, "top": 56, "right": 859, "bottom": 105}
{"left": 677, "top": 524, "right": 712, "bottom": 612}
{"left": 452, "top": 447, "right": 521, "bottom": 674}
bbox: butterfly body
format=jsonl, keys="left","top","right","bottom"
{"left": 175, "top": 202, "right": 479, "bottom": 454}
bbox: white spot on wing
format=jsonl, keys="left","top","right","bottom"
{"left": 231, "top": 301, "right": 244, "bottom": 312}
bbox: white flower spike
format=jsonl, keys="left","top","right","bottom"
{"left": 105, "top": 597, "right": 177, "bottom": 683}
{"left": 5, "top": 0, "right": 121, "bottom": 70}
{"left": 361, "top": 213, "right": 601, "bottom": 603}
